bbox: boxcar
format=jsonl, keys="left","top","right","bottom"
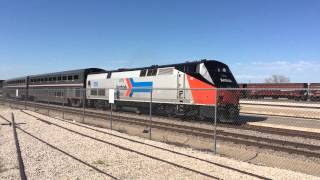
{"left": 310, "top": 83, "right": 320, "bottom": 101}
{"left": 245, "top": 83, "right": 308, "bottom": 100}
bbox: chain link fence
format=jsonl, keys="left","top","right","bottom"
{"left": 0, "top": 87, "right": 320, "bottom": 156}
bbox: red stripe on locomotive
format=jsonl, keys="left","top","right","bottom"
{"left": 125, "top": 78, "right": 132, "bottom": 96}
{"left": 186, "top": 75, "right": 217, "bottom": 105}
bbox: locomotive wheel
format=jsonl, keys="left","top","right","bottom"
{"left": 166, "top": 105, "right": 178, "bottom": 117}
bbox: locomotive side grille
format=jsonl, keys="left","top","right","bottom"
{"left": 158, "top": 68, "right": 174, "bottom": 76}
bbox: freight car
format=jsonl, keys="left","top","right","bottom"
{"left": 238, "top": 83, "right": 317, "bottom": 101}
{"left": 246, "top": 83, "right": 308, "bottom": 100}
{"left": 86, "top": 60, "right": 240, "bottom": 122}
{"left": 310, "top": 83, "right": 320, "bottom": 101}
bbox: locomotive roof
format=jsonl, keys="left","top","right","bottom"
{"left": 107, "top": 59, "right": 227, "bottom": 73}
{"left": 244, "top": 83, "right": 308, "bottom": 85}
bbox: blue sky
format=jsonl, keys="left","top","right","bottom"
{"left": 0, "top": 0, "right": 319, "bottom": 83}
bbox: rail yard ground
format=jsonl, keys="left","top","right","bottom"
{"left": 0, "top": 106, "right": 320, "bottom": 179}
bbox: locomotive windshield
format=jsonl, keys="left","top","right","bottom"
{"left": 203, "top": 62, "right": 238, "bottom": 88}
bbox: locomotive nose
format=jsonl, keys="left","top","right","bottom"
{"left": 218, "top": 90, "right": 240, "bottom": 105}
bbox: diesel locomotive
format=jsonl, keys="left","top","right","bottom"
{"left": 87, "top": 60, "right": 240, "bottom": 122}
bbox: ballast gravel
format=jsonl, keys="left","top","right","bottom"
{"left": 0, "top": 107, "right": 319, "bottom": 180}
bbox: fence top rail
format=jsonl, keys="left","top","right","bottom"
{"left": 3, "top": 87, "right": 320, "bottom": 91}
{"left": 86, "top": 87, "right": 320, "bottom": 91}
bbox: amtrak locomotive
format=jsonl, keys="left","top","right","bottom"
{"left": 86, "top": 60, "right": 240, "bottom": 122}
{"left": 2, "top": 59, "right": 240, "bottom": 123}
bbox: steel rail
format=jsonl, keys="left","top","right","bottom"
{"left": 241, "top": 102, "right": 320, "bottom": 109}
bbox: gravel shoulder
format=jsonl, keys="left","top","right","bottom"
{"left": 0, "top": 107, "right": 319, "bottom": 179}
{"left": 0, "top": 109, "right": 19, "bottom": 179}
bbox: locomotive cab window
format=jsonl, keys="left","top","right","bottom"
{"left": 152, "top": 68, "right": 158, "bottom": 76}
{"left": 147, "top": 69, "right": 157, "bottom": 76}
{"left": 107, "top": 72, "right": 112, "bottom": 79}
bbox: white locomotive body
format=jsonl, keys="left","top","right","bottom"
{"left": 86, "top": 60, "right": 240, "bottom": 121}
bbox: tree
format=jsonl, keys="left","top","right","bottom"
{"left": 265, "top": 75, "right": 290, "bottom": 83}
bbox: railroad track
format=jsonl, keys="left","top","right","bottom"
{"left": 2, "top": 98, "right": 320, "bottom": 158}
{"left": 220, "top": 123, "right": 320, "bottom": 140}
{"left": 3, "top": 98, "right": 320, "bottom": 140}
{"left": 240, "top": 100, "right": 320, "bottom": 109}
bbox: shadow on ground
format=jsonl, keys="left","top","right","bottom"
{"left": 238, "top": 114, "right": 268, "bottom": 123}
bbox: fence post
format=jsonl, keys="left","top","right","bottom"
{"left": 62, "top": 89, "right": 65, "bottom": 119}
{"left": 213, "top": 88, "right": 218, "bottom": 154}
{"left": 47, "top": 89, "right": 50, "bottom": 116}
{"left": 9, "top": 91, "right": 12, "bottom": 108}
{"left": 82, "top": 88, "right": 85, "bottom": 123}
{"left": 149, "top": 89, "right": 153, "bottom": 140}
{"left": 24, "top": 89, "right": 27, "bottom": 110}
{"left": 110, "top": 88, "right": 114, "bottom": 130}
{"left": 110, "top": 104, "right": 113, "bottom": 130}
{"left": 34, "top": 89, "right": 36, "bottom": 111}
